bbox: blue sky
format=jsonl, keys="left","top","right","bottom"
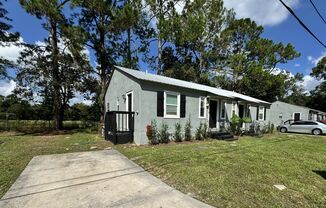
{"left": 0, "top": 0, "right": 325, "bottom": 97}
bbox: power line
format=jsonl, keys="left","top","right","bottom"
{"left": 309, "top": 0, "right": 326, "bottom": 26}
{"left": 278, "top": 0, "right": 326, "bottom": 48}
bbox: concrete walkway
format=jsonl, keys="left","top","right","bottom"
{"left": 0, "top": 150, "right": 213, "bottom": 208}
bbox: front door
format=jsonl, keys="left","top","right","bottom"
{"left": 239, "top": 104, "right": 244, "bottom": 118}
{"left": 209, "top": 100, "right": 217, "bottom": 128}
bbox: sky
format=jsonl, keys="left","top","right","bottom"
{"left": 0, "top": 0, "right": 325, "bottom": 102}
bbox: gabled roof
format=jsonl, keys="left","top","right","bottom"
{"left": 115, "top": 66, "right": 270, "bottom": 105}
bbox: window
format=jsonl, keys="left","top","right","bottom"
{"left": 293, "top": 112, "right": 301, "bottom": 121}
{"left": 220, "top": 100, "right": 226, "bottom": 119}
{"left": 232, "top": 102, "right": 237, "bottom": 116}
{"left": 246, "top": 104, "right": 251, "bottom": 117}
{"left": 164, "top": 92, "right": 180, "bottom": 118}
{"left": 258, "top": 106, "right": 265, "bottom": 120}
{"left": 199, "top": 97, "right": 206, "bottom": 118}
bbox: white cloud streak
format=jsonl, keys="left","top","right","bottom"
{"left": 224, "top": 0, "right": 300, "bottom": 26}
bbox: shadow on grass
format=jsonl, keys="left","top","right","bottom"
{"left": 313, "top": 170, "right": 326, "bottom": 180}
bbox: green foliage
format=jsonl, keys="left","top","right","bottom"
{"left": 203, "top": 122, "right": 209, "bottom": 138}
{"left": 174, "top": 122, "right": 182, "bottom": 142}
{"left": 214, "top": 18, "right": 300, "bottom": 102}
{"left": 0, "top": 0, "right": 20, "bottom": 79}
{"left": 159, "top": 122, "right": 170, "bottom": 144}
{"left": 184, "top": 117, "right": 192, "bottom": 141}
{"left": 230, "top": 115, "right": 243, "bottom": 136}
{"left": 148, "top": 120, "right": 159, "bottom": 145}
{"left": 195, "top": 122, "right": 204, "bottom": 140}
{"left": 242, "top": 117, "right": 252, "bottom": 123}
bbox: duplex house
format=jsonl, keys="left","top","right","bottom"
{"left": 105, "top": 66, "right": 271, "bottom": 144}
{"left": 270, "top": 101, "right": 326, "bottom": 126}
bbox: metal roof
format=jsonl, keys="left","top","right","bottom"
{"left": 115, "top": 66, "right": 271, "bottom": 105}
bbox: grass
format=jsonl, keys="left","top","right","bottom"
{"left": 117, "top": 134, "right": 326, "bottom": 208}
{"left": 0, "top": 120, "right": 100, "bottom": 133}
{"left": 0, "top": 131, "right": 111, "bottom": 198}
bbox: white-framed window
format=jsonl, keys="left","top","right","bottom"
{"left": 246, "top": 104, "right": 251, "bottom": 117}
{"left": 258, "top": 106, "right": 265, "bottom": 120}
{"left": 292, "top": 112, "right": 301, "bottom": 121}
{"left": 220, "top": 100, "right": 226, "bottom": 119}
{"left": 199, "top": 97, "right": 206, "bottom": 118}
{"left": 232, "top": 102, "right": 238, "bottom": 116}
{"left": 164, "top": 91, "right": 180, "bottom": 118}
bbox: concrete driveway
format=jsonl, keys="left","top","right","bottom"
{"left": 0, "top": 150, "right": 213, "bottom": 208}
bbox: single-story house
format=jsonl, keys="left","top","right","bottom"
{"left": 105, "top": 66, "right": 271, "bottom": 144}
{"left": 270, "top": 101, "right": 326, "bottom": 126}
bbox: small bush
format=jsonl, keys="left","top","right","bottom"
{"left": 230, "top": 115, "right": 242, "bottom": 136}
{"left": 184, "top": 117, "right": 192, "bottom": 141}
{"left": 148, "top": 120, "right": 159, "bottom": 145}
{"left": 174, "top": 122, "right": 183, "bottom": 142}
{"left": 160, "top": 122, "right": 170, "bottom": 143}
{"left": 203, "top": 122, "right": 209, "bottom": 139}
{"left": 270, "top": 123, "right": 275, "bottom": 134}
{"left": 195, "top": 122, "right": 204, "bottom": 140}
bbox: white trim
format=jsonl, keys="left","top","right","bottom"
{"left": 164, "top": 91, "right": 180, "bottom": 118}
{"left": 231, "top": 101, "right": 238, "bottom": 116}
{"left": 292, "top": 112, "right": 301, "bottom": 121}
{"left": 220, "top": 100, "right": 226, "bottom": 119}
{"left": 198, "top": 96, "right": 207, "bottom": 118}
{"left": 258, "top": 106, "right": 265, "bottom": 121}
{"left": 246, "top": 104, "right": 251, "bottom": 117}
{"left": 125, "top": 91, "right": 134, "bottom": 112}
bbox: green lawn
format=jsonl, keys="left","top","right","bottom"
{"left": 117, "top": 134, "right": 326, "bottom": 208}
{"left": 0, "top": 131, "right": 111, "bottom": 197}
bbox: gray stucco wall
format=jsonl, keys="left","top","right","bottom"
{"left": 269, "top": 101, "right": 310, "bottom": 126}
{"left": 105, "top": 69, "right": 144, "bottom": 144}
{"left": 138, "top": 81, "right": 209, "bottom": 144}
{"left": 105, "top": 69, "right": 271, "bottom": 145}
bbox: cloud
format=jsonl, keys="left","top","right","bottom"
{"left": 294, "top": 63, "right": 300, "bottom": 67}
{"left": 307, "top": 51, "right": 326, "bottom": 66}
{"left": 0, "top": 80, "right": 16, "bottom": 96}
{"left": 0, "top": 37, "right": 26, "bottom": 63}
{"left": 301, "top": 75, "right": 322, "bottom": 92}
{"left": 69, "top": 92, "right": 93, "bottom": 106}
{"left": 224, "top": 0, "right": 300, "bottom": 26}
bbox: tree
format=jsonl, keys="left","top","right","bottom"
{"left": 16, "top": 38, "right": 89, "bottom": 129}
{"left": 307, "top": 56, "right": 326, "bottom": 112}
{"left": 307, "top": 82, "right": 326, "bottom": 112}
{"left": 160, "top": 0, "right": 233, "bottom": 84}
{"left": 72, "top": 0, "right": 152, "bottom": 123}
{"left": 19, "top": 0, "right": 86, "bottom": 130}
{"left": 0, "top": 0, "right": 20, "bottom": 79}
{"left": 311, "top": 56, "right": 326, "bottom": 80}
{"left": 213, "top": 18, "right": 300, "bottom": 101}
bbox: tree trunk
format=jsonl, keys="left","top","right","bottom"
{"left": 157, "top": 37, "right": 162, "bottom": 75}
{"left": 127, "top": 27, "right": 132, "bottom": 67}
{"left": 98, "top": 23, "right": 109, "bottom": 125}
{"left": 50, "top": 18, "right": 63, "bottom": 130}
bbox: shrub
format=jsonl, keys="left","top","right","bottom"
{"left": 174, "top": 122, "right": 183, "bottom": 142}
{"left": 160, "top": 122, "right": 170, "bottom": 143}
{"left": 203, "top": 122, "right": 209, "bottom": 139}
{"left": 184, "top": 117, "right": 192, "bottom": 141}
{"left": 148, "top": 120, "right": 159, "bottom": 145}
{"left": 270, "top": 123, "right": 275, "bottom": 134}
{"left": 195, "top": 122, "right": 204, "bottom": 140}
{"left": 230, "top": 115, "right": 242, "bottom": 136}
